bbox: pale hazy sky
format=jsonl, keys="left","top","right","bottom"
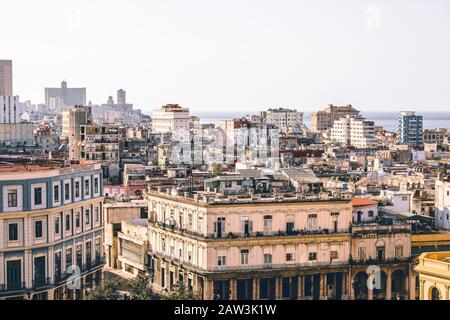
{"left": 2, "top": 0, "right": 450, "bottom": 113}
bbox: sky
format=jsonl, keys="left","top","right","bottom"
{"left": 1, "top": 0, "right": 450, "bottom": 113}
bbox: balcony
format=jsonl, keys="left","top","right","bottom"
{"left": 214, "top": 228, "right": 351, "bottom": 239}
{"left": 350, "top": 257, "right": 411, "bottom": 266}
{"left": 0, "top": 281, "right": 26, "bottom": 293}
{"left": 150, "top": 219, "right": 350, "bottom": 240}
{"left": 33, "top": 277, "right": 51, "bottom": 288}
{"left": 206, "top": 260, "right": 349, "bottom": 273}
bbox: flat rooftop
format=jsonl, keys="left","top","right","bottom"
{"left": 0, "top": 158, "right": 99, "bottom": 173}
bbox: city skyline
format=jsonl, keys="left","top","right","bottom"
{"left": 1, "top": 0, "right": 450, "bottom": 112}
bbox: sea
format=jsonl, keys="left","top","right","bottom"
{"left": 190, "top": 111, "right": 450, "bottom": 132}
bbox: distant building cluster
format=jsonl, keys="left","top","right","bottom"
{"left": 1, "top": 59, "right": 450, "bottom": 301}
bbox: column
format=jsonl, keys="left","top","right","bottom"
{"left": 230, "top": 278, "right": 237, "bottom": 300}
{"left": 368, "top": 287, "right": 373, "bottom": 300}
{"left": 420, "top": 279, "right": 425, "bottom": 300}
{"left": 386, "top": 269, "right": 392, "bottom": 300}
{"left": 253, "top": 277, "right": 259, "bottom": 300}
{"left": 204, "top": 279, "right": 213, "bottom": 300}
{"left": 25, "top": 249, "right": 32, "bottom": 288}
{"left": 297, "top": 275, "right": 303, "bottom": 300}
{"left": 320, "top": 274, "right": 327, "bottom": 299}
{"left": 275, "top": 276, "right": 282, "bottom": 300}
{"left": 341, "top": 272, "right": 347, "bottom": 298}
{"left": 409, "top": 273, "right": 416, "bottom": 300}
{"left": 445, "top": 286, "right": 449, "bottom": 300}
{"left": 349, "top": 270, "right": 355, "bottom": 300}
{"left": 0, "top": 252, "right": 4, "bottom": 285}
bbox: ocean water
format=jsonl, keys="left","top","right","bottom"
{"left": 192, "top": 111, "right": 450, "bottom": 132}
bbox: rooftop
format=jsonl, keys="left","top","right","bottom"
{"left": 0, "top": 158, "right": 99, "bottom": 173}
{"left": 352, "top": 197, "right": 378, "bottom": 207}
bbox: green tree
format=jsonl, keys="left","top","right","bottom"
{"left": 164, "top": 282, "right": 201, "bottom": 300}
{"left": 86, "top": 278, "right": 122, "bottom": 300}
{"left": 127, "top": 274, "right": 160, "bottom": 300}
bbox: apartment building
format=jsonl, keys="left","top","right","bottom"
{"left": 311, "top": 104, "right": 360, "bottom": 132}
{"left": 397, "top": 111, "right": 423, "bottom": 148}
{"left": 146, "top": 189, "right": 353, "bottom": 300}
{"left": 260, "top": 108, "right": 304, "bottom": 133}
{"left": 151, "top": 104, "right": 190, "bottom": 133}
{"left": 435, "top": 176, "right": 450, "bottom": 230}
{"left": 142, "top": 187, "right": 416, "bottom": 300}
{"left": 80, "top": 124, "right": 126, "bottom": 184}
{"left": 423, "top": 128, "right": 447, "bottom": 145}
{"left": 0, "top": 159, "right": 104, "bottom": 300}
{"left": 67, "top": 105, "right": 92, "bottom": 161}
{"left": 330, "top": 116, "right": 377, "bottom": 149}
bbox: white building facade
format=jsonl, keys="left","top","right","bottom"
{"left": 435, "top": 178, "right": 450, "bottom": 230}
{"left": 151, "top": 104, "right": 190, "bottom": 133}
{"left": 330, "top": 116, "right": 377, "bottom": 149}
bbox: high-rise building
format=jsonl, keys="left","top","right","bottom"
{"left": 45, "top": 81, "right": 86, "bottom": 110}
{"left": 0, "top": 158, "right": 104, "bottom": 300}
{"left": 117, "top": 89, "right": 126, "bottom": 104}
{"left": 0, "top": 60, "right": 13, "bottom": 96}
{"left": 0, "top": 95, "right": 20, "bottom": 124}
{"left": 260, "top": 108, "right": 303, "bottom": 132}
{"left": 68, "top": 106, "right": 92, "bottom": 161}
{"left": 311, "top": 104, "right": 360, "bottom": 132}
{"left": 397, "top": 111, "right": 423, "bottom": 148}
{"left": 330, "top": 116, "right": 377, "bottom": 149}
{"left": 151, "top": 104, "right": 190, "bottom": 133}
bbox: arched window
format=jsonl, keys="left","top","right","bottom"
{"left": 431, "top": 287, "right": 440, "bottom": 300}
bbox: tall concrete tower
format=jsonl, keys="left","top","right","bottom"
{"left": 117, "top": 89, "right": 126, "bottom": 104}
{"left": 0, "top": 60, "right": 13, "bottom": 96}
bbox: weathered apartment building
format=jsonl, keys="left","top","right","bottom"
{"left": 142, "top": 189, "right": 414, "bottom": 300}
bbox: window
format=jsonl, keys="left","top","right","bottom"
{"left": 35, "top": 221, "right": 43, "bottom": 238}
{"left": 264, "top": 253, "right": 272, "bottom": 265}
{"left": 240, "top": 249, "right": 249, "bottom": 265}
{"left": 54, "top": 185, "right": 59, "bottom": 202}
{"left": 75, "top": 181, "right": 80, "bottom": 198}
{"left": 8, "top": 223, "right": 18, "bottom": 241}
{"left": 95, "top": 238, "right": 101, "bottom": 262}
{"left": 85, "top": 209, "right": 90, "bottom": 225}
{"left": 54, "top": 252, "right": 61, "bottom": 279}
{"left": 358, "top": 246, "right": 366, "bottom": 260}
{"left": 286, "top": 253, "right": 294, "bottom": 261}
{"left": 217, "top": 256, "right": 226, "bottom": 266}
{"left": 65, "top": 214, "right": 71, "bottom": 231}
{"left": 8, "top": 189, "right": 17, "bottom": 207}
{"left": 75, "top": 213, "right": 80, "bottom": 228}
{"left": 94, "top": 178, "right": 99, "bottom": 194}
{"left": 66, "top": 248, "right": 72, "bottom": 269}
{"left": 263, "top": 215, "right": 272, "bottom": 233}
{"left": 54, "top": 217, "right": 60, "bottom": 235}
{"left": 64, "top": 183, "right": 70, "bottom": 201}
{"left": 395, "top": 246, "right": 403, "bottom": 258}
{"left": 308, "top": 252, "right": 317, "bottom": 261}
{"left": 85, "top": 180, "right": 90, "bottom": 196}
{"left": 215, "top": 217, "right": 226, "bottom": 238}
{"left": 307, "top": 214, "right": 318, "bottom": 231}
{"left": 330, "top": 251, "right": 338, "bottom": 260}
{"left": 402, "top": 196, "right": 408, "bottom": 201}
{"left": 34, "top": 187, "right": 42, "bottom": 206}
{"left": 95, "top": 207, "right": 99, "bottom": 223}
